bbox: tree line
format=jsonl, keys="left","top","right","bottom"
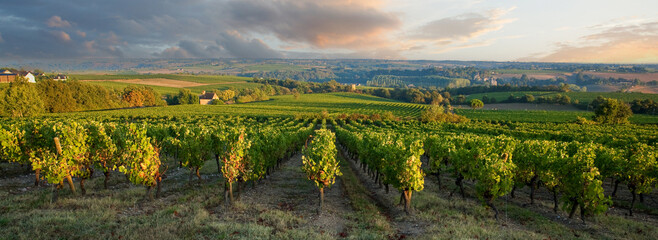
{"left": 0, "top": 78, "right": 164, "bottom": 117}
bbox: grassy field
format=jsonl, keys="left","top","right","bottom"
{"left": 72, "top": 74, "right": 252, "bottom": 84}
{"left": 466, "top": 91, "right": 658, "bottom": 104}
{"left": 455, "top": 109, "right": 658, "bottom": 124}
{"left": 53, "top": 92, "right": 429, "bottom": 118}
{"left": 74, "top": 74, "right": 260, "bottom": 95}
{"left": 49, "top": 92, "right": 658, "bottom": 124}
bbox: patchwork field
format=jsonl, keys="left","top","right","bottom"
{"left": 82, "top": 79, "right": 216, "bottom": 88}
{"left": 77, "top": 74, "right": 261, "bottom": 95}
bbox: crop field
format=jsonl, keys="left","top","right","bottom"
{"left": 52, "top": 92, "right": 429, "bottom": 119}
{"left": 466, "top": 91, "right": 658, "bottom": 104}
{"left": 74, "top": 74, "right": 261, "bottom": 95}
{"left": 73, "top": 74, "right": 252, "bottom": 84}
{"left": 1, "top": 115, "right": 657, "bottom": 239}
{"left": 2, "top": 76, "right": 658, "bottom": 240}
{"left": 456, "top": 109, "right": 658, "bottom": 124}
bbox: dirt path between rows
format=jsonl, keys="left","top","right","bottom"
{"left": 221, "top": 153, "right": 353, "bottom": 236}
{"left": 338, "top": 144, "right": 428, "bottom": 238}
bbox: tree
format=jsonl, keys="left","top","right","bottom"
{"left": 470, "top": 99, "right": 484, "bottom": 110}
{"left": 1, "top": 78, "right": 44, "bottom": 117}
{"left": 36, "top": 79, "right": 78, "bottom": 112}
{"left": 421, "top": 104, "right": 444, "bottom": 122}
{"left": 176, "top": 89, "right": 199, "bottom": 105}
{"left": 122, "top": 85, "right": 165, "bottom": 107}
{"left": 302, "top": 129, "right": 341, "bottom": 214}
{"left": 218, "top": 89, "right": 236, "bottom": 102}
{"left": 593, "top": 98, "right": 632, "bottom": 124}
{"left": 521, "top": 94, "right": 535, "bottom": 103}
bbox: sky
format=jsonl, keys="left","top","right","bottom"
{"left": 0, "top": 0, "right": 656, "bottom": 63}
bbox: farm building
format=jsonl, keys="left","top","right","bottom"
{"left": 0, "top": 70, "right": 16, "bottom": 83}
{"left": 0, "top": 70, "right": 36, "bottom": 83}
{"left": 199, "top": 91, "right": 219, "bottom": 105}
{"left": 53, "top": 74, "right": 68, "bottom": 81}
{"left": 21, "top": 72, "right": 36, "bottom": 83}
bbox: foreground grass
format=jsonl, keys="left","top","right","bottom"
{"left": 337, "top": 155, "right": 394, "bottom": 239}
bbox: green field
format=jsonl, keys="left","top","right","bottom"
{"left": 466, "top": 91, "right": 658, "bottom": 104}
{"left": 47, "top": 92, "right": 657, "bottom": 124}
{"left": 72, "top": 74, "right": 251, "bottom": 84}
{"left": 75, "top": 74, "right": 263, "bottom": 95}
{"left": 455, "top": 109, "right": 658, "bottom": 124}
{"left": 53, "top": 92, "right": 429, "bottom": 118}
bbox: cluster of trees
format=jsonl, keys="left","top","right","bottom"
{"left": 366, "top": 75, "right": 470, "bottom": 88}
{"left": 252, "top": 78, "right": 354, "bottom": 94}
{"left": 0, "top": 78, "right": 164, "bottom": 117}
{"left": 629, "top": 99, "right": 657, "bottom": 115}
{"left": 247, "top": 68, "right": 337, "bottom": 82}
{"left": 366, "top": 88, "right": 451, "bottom": 105}
{"left": 447, "top": 85, "right": 563, "bottom": 96}
{"left": 167, "top": 86, "right": 280, "bottom": 106}
{"left": 592, "top": 97, "right": 633, "bottom": 124}
{"left": 420, "top": 104, "right": 470, "bottom": 123}
{"left": 247, "top": 66, "right": 490, "bottom": 87}
{"left": 121, "top": 85, "right": 165, "bottom": 108}
{"left": 489, "top": 93, "right": 573, "bottom": 105}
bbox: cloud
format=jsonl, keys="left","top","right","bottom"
{"left": 51, "top": 31, "right": 71, "bottom": 42}
{"left": 157, "top": 40, "right": 224, "bottom": 58}
{"left": 216, "top": 32, "right": 283, "bottom": 59}
{"left": 411, "top": 8, "right": 515, "bottom": 42}
{"left": 220, "top": 0, "right": 400, "bottom": 49}
{"left": 159, "top": 47, "right": 192, "bottom": 58}
{"left": 47, "top": 16, "right": 71, "bottom": 28}
{"left": 524, "top": 21, "right": 658, "bottom": 63}
{"left": 0, "top": 32, "right": 3, "bottom": 43}
{"left": 0, "top": 0, "right": 401, "bottom": 59}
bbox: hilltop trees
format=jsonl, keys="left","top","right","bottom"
{"left": 470, "top": 99, "right": 484, "bottom": 109}
{"left": 175, "top": 89, "right": 199, "bottom": 105}
{"left": 594, "top": 98, "right": 632, "bottom": 124}
{"left": 123, "top": 85, "right": 165, "bottom": 107}
{"left": 1, "top": 77, "right": 44, "bottom": 117}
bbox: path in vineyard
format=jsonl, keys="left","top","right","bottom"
{"left": 338, "top": 144, "right": 429, "bottom": 238}
{"left": 229, "top": 152, "right": 353, "bottom": 237}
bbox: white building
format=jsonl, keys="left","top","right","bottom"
{"left": 22, "top": 72, "right": 36, "bottom": 83}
